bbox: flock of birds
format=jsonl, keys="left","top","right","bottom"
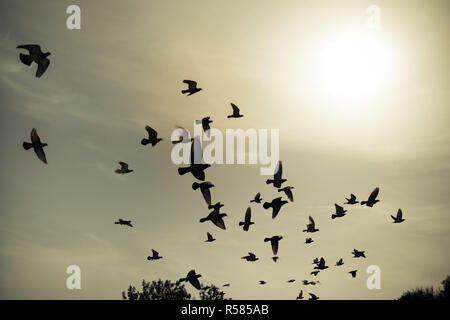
{"left": 17, "top": 44, "right": 406, "bottom": 300}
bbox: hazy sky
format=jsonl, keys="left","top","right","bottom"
{"left": 0, "top": 0, "right": 448, "bottom": 299}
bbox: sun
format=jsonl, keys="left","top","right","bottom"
{"left": 313, "top": 29, "right": 395, "bottom": 101}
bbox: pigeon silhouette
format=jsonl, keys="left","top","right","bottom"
{"left": 287, "top": 279, "right": 296, "bottom": 283}
{"left": 205, "top": 232, "right": 216, "bottom": 242}
{"left": 312, "top": 257, "right": 319, "bottom": 265}
{"left": 266, "top": 161, "right": 287, "bottom": 188}
{"left": 264, "top": 236, "right": 283, "bottom": 255}
{"left": 178, "top": 270, "right": 202, "bottom": 290}
{"left": 223, "top": 283, "right": 230, "bottom": 287}
{"left": 313, "top": 258, "right": 329, "bottom": 270}
{"left": 278, "top": 186, "right": 294, "bottom": 202}
{"left": 303, "top": 216, "right": 319, "bottom": 233}
{"left": 200, "top": 208, "right": 227, "bottom": 230}
{"left": 201, "top": 117, "right": 213, "bottom": 133}
{"left": 227, "top": 103, "right": 243, "bottom": 118}
{"left": 296, "top": 290, "right": 304, "bottom": 300}
{"left": 391, "top": 208, "right": 405, "bottom": 223}
{"left": 141, "top": 125, "right": 162, "bottom": 146}
{"left": 239, "top": 207, "right": 254, "bottom": 231}
{"left": 178, "top": 137, "right": 211, "bottom": 181}
{"left": 263, "top": 197, "right": 288, "bottom": 219}
{"left": 23, "top": 128, "right": 48, "bottom": 164}
{"left": 361, "top": 187, "right": 380, "bottom": 207}
{"left": 344, "top": 194, "right": 359, "bottom": 204}
{"left": 335, "top": 258, "right": 344, "bottom": 266}
{"left": 349, "top": 270, "right": 357, "bottom": 278}
{"left": 115, "top": 161, "right": 133, "bottom": 174}
{"left": 192, "top": 181, "right": 215, "bottom": 206}
{"left": 17, "top": 44, "right": 50, "bottom": 77}
{"left": 259, "top": 281, "right": 266, "bottom": 285}
{"left": 302, "top": 280, "right": 311, "bottom": 285}
{"left": 241, "top": 252, "right": 259, "bottom": 262}
{"left": 115, "top": 219, "right": 133, "bottom": 227}
{"left": 208, "top": 202, "right": 224, "bottom": 210}
{"left": 332, "top": 204, "right": 347, "bottom": 219}
{"left": 147, "top": 249, "right": 162, "bottom": 261}
{"left": 309, "top": 293, "right": 319, "bottom": 300}
{"left": 352, "top": 249, "right": 366, "bottom": 258}
{"left": 310, "top": 271, "right": 320, "bottom": 276}
{"left": 181, "top": 80, "right": 202, "bottom": 96}
{"left": 305, "top": 238, "right": 314, "bottom": 244}
{"left": 250, "top": 192, "right": 263, "bottom": 204}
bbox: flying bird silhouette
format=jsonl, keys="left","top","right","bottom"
{"left": 23, "top": 128, "right": 48, "bottom": 164}
{"left": 287, "top": 279, "right": 296, "bottom": 283}
{"left": 205, "top": 232, "right": 216, "bottom": 242}
{"left": 313, "top": 258, "right": 329, "bottom": 270}
{"left": 192, "top": 181, "right": 215, "bottom": 206}
{"left": 178, "top": 137, "right": 211, "bottom": 180}
{"left": 17, "top": 44, "right": 50, "bottom": 77}
{"left": 303, "top": 216, "right": 319, "bottom": 233}
{"left": 391, "top": 208, "right": 405, "bottom": 223}
{"left": 266, "top": 161, "right": 287, "bottom": 188}
{"left": 312, "top": 257, "right": 319, "bottom": 265}
{"left": 147, "top": 249, "right": 162, "bottom": 261}
{"left": 181, "top": 80, "right": 202, "bottom": 96}
{"left": 250, "top": 192, "right": 263, "bottom": 204}
{"left": 309, "top": 293, "right": 319, "bottom": 300}
{"left": 332, "top": 204, "right": 347, "bottom": 219}
{"left": 208, "top": 202, "right": 224, "bottom": 210}
{"left": 239, "top": 207, "right": 254, "bottom": 231}
{"left": 264, "top": 236, "right": 283, "bottom": 255}
{"left": 352, "top": 249, "right": 366, "bottom": 258}
{"left": 349, "top": 270, "right": 357, "bottom": 278}
{"left": 223, "top": 283, "right": 230, "bottom": 287}
{"left": 115, "top": 161, "right": 133, "bottom": 174}
{"left": 115, "top": 219, "right": 133, "bottom": 227}
{"left": 201, "top": 117, "right": 213, "bottom": 133}
{"left": 344, "top": 194, "right": 359, "bottom": 204}
{"left": 141, "top": 125, "right": 162, "bottom": 146}
{"left": 278, "top": 186, "right": 294, "bottom": 202}
{"left": 310, "top": 271, "right": 320, "bottom": 276}
{"left": 200, "top": 208, "right": 227, "bottom": 230}
{"left": 305, "top": 238, "right": 314, "bottom": 244}
{"left": 272, "top": 256, "right": 279, "bottom": 263}
{"left": 296, "top": 290, "right": 304, "bottom": 300}
{"left": 178, "top": 270, "right": 202, "bottom": 290}
{"left": 259, "top": 281, "right": 267, "bottom": 285}
{"left": 361, "top": 187, "right": 380, "bottom": 207}
{"left": 335, "top": 258, "right": 344, "bottom": 266}
{"left": 227, "top": 103, "right": 243, "bottom": 118}
{"left": 241, "top": 252, "right": 259, "bottom": 262}
{"left": 263, "top": 197, "right": 288, "bottom": 219}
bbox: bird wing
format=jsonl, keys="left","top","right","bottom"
{"left": 183, "top": 80, "right": 197, "bottom": 90}
{"left": 36, "top": 58, "right": 50, "bottom": 78}
{"left": 351, "top": 194, "right": 356, "bottom": 201}
{"left": 119, "top": 162, "right": 128, "bottom": 170}
{"left": 335, "top": 204, "right": 344, "bottom": 213}
{"left": 248, "top": 252, "right": 256, "bottom": 259}
{"left": 212, "top": 215, "right": 226, "bottom": 230}
{"left": 230, "top": 103, "right": 240, "bottom": 115}
{"left": 190, "top": 137, "right": 203, "bottom": 164}
{"left": 30, "top": 128, "right": 41, "bottom": 144}
{"left": 285, "top": 188, "right": 293, "bottom": 202}
{"left": 245, "top": 207, "right": 251, "bottom": 222}
{"left": 152, "top": 249, "right": 159, "bottom": 257}
{"left": 309, "top": 216, "right": 315, "bottom": 228}
{"left": 397, "top": 208, "right": 402, "bottom": 219}
{"left": 145, "top": 125, "right": 158, "bottom": 139}
{"left": 271, "top": 240, "right": 279, "bottom": 255}
{"left": 17, "top": 44, "right": 41, "bottom": 55}
{"left": 255, "top": 192, "right": 261, "bottom": 200}
{"left": 369, "top": 187, "right": 379, "bottom": 202}
{"left": 201, "top": 187, "right": 212, "bottom": 206}
{"left": 274, "top": 161, "right": 283, "bottom": 181}
{"left": 34, "top": 146, "right": 47, "bottom": 164}
{"left": 207, "top": 232, "right": 213, "bottom": 241}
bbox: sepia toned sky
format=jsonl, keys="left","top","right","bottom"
{"left": 0, "top": 0, "right": 448, "bottom": 299}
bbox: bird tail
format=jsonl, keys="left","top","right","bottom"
{"left": 19, "top": 53, "right": 32, "bottom": 66}
{"left": 192, "top": 182, "right": 200, "bottom": 190}
{"left": 141, "top": 138, "right": 150, "bottom": 146}
{"left": 263, "top": 202, "right": 271, "bottom": 210}
{"left": 22, "top": 142, "right": 33, "bottom": 150}
{"left": 181, "top": 89, "right": 189, "bottom": 94}
{"left": 178, "top": 166, "right": 191, "bottom": 176}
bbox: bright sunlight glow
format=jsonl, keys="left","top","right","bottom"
{"left": 313, "top": 30, "right": 395, "bottom": 101}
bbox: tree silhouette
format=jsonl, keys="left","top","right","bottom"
{"left": 122, "top": 279, "right": 230, "bottom": 300}
{"left": 398, "top": 275, "right": 450, "bottom": 300}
